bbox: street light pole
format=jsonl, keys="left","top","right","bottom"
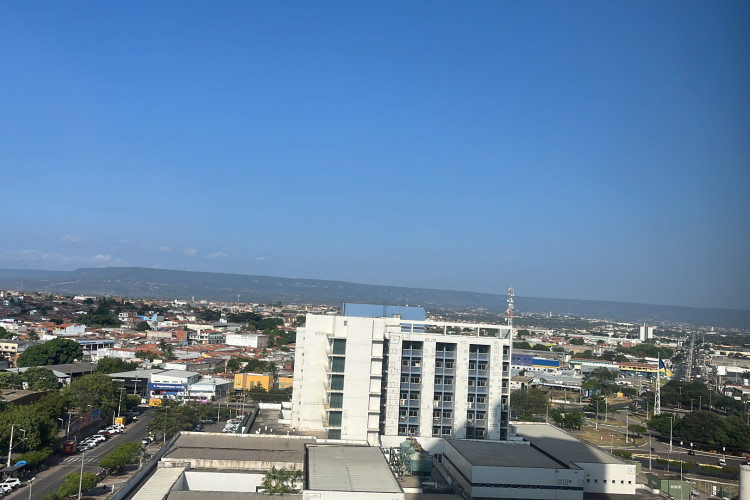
{"left": 669, "top": 415, "right": 673, "bottom": 452}
{"left": 27, "top": 477, "right": 35, "bottom": 500}
{"left": 6, "top": 424, "right": 15, "bottom": 468}
{"left": 78, "top": 449, "right": 84, "bottom": 500}
{"left": 117, "top": 387, "right": 125, "bottom": 418}
{"left": 625, "top": 411, "right": 629, "bottom": 444}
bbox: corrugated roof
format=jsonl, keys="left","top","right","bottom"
{"left": 514, "top": 423, "right": 625, "bottom": 465}
{"left": 446, "top": 439, "right": 566, "bottom": 469}
{"left": 307, "top": 446, "right": 401, "bottom": 493}
{"left": 168, "top": 493, "right": 297, "bottom": 500}
{"left": 132, "top": 466, "right": 186, "bottom": 500}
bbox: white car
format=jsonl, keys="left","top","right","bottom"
{"left": 0, "top": 484, "right": 12, "bottom": 494}
{"left": 90, "top": 434, "right": 107, "bottom": 442}
{"left": 0, "top": 478, "right": 20, "bottom": 490}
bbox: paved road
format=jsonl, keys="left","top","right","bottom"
{"left": 8, "top": 409, "right": 152, "bottom": 500}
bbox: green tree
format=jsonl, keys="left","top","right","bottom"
{"left": 135, "top": 321, "right": 151, "bottom": 331}
{"left": 64, "top": 373, "right": 123, "bottom": 416}
{"left": 0, "top": 372, "right": 23, "bottom": 389}
{"left": 198, "top": 309, "right": 222, "bottom": 322}
{"left": 57, "top": 472, "right": 98, "bottom": 497}
{"left": 628, "top": 424, "right": 647, "bottom": 437}
{"left": 565, "top": 409, "right": 585, "bottom": 430}
{"left": 510, "top": 388, "right": 548, "bottom": 419}
{"left": 96, "top": 357, "right": 137, "bottom": 374}
{"left": 158, "top": 340, "right": 175, "bottom": 360}
{"left": 99, "top": 442, "right": 142, "bottom": 472}
{"left": 21, "top": 367, "right": 60, "bottom": 391}
{"left": 17, "top": 338, "right": 83, "bottom": 367}
{"left": 261, "top": 465, "right": 302, "bottom": 494}
{"left": 17, "top": 447, "right": 52, "bottom": 467}
{"left": 570, "top": 337, "right": 585, "bottom": 346}
{"left": 0, "top": 327, "right": 13, "bottom": 339}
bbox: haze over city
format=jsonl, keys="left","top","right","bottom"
{"left": 1, "top": 1, "right": 748, "bottom": 310}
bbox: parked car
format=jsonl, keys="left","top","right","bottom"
{"left": 200, "top": 418, "right": 214, "bottom": 424}
{"left": 0, "top": 484, "right": 12, "bottom": 494}
{"left": 687, "top": 449, "right": 695, "bottom": 456}
{"left": 718, "top": 457, "right": 727, "bottom": 466}
{"left": 0, "top": 478, "right": 20, "bottom": 490}
{"left": 90, "top": 434, "right": 107, "bottom": 442}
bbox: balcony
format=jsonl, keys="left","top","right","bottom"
{"left": 434, "top": 351, "right": 456, "bottom": 360}
{"left": 400, "top": 382, "right": 421, "bottom": 390}
{"left": 469, "top": 352, "right": 489, "bottom": 361}
{"left": 401, "top": 348, "right": 422, "bottom": 357}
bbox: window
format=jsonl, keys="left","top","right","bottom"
{"left": 409, "top": 409, "right": 418, "bottom": 417}
{"left": 469, "top": 362, "right": 476, "bottom": 370}
{"left": 411, "top": 376, "right": 420, "bottom": 384}
{"left": 331, "top": 357, "right": 345, "bottom": 372}
{"left": 328, "top": 411, "right": 342, "bottom": 427}
{"left": 477, "top": 380, "right": 487, "bottom": 387}
{"left": 444, "top": 377, "right": 453, "bottom": 385}
{"left": 435, "top": 377, "right": 442, "bottom": 385}
{"left": 330, "top": 375, "right": 344, "bottom": 391}
{"left": 477, "top": 396, "right": 486, "bottom": 404}
{"left": 478, "top": 363, "right": 487, "bottom": 371}
{"left": 468, "top": 380, "right": 475, "bottom": 387}
{"left": 443, "top": 411, "right": 452, "bottom": 419}
{"left": 401, "top": 376, "right": 409, "bottom": 383}
{"left": 445, "top": 361, "right": 454, "bottom": 369}
{"left": 329, "top": 393, "right": 343, "bottom": 409}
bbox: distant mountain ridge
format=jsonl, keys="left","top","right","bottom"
{"left": 0, "top": 267, "right": 747, "bottom": 329}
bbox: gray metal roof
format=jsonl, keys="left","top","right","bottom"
{"left": 446, "top": 439, "right": 566, "bottom": 469}
{"left": 132, "top": 466, "right": 186, "bottom": 500}
{"left": 513, "top": 422, "right": 625, "bottom": 466}
{"left": 168, "top": 493, "right": 298, "bottom": 500}
{"left": 307, "top": 446, "right": 401, "bottom": 493}
{"left": 174, "top": 433, "right": 312, "bottom": 452}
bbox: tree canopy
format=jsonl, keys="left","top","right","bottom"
{"left": 510, "top": 387, "right": 548, "bottom": 419}
{"left": 22, "top": 367, "right": 60, "bottom": 391}
{"left": 96, "top": 357, "right": 138, "bottom": 374}
{"left": 64, "top": 373, "right": 123, "bottom": 415}
{"left": 17, "top": 338, "right": 83, "bottom": 367}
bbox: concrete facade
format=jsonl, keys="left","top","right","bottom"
{"left": 291, "top": 312, "right": 512, "bottom": 444}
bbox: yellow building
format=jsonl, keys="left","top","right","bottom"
{"left": 276, "top": 376, "right": 293, "bottom": 390}
{"left": 233, "top": 372, "right": 274, "bottom": 391}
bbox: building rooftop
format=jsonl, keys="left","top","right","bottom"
{"left": 446, "top": 439, "right": 566, "bottom": 469}
{"left": 513, "top": 422, "right": 625, "bottom": 466}
{"left": 307, "top": 446, "right": 402, "bottom": 493}
{"left": 132, "top": 466, "right": 186, "bottom": 500}
{"left": 163, "top": 433, "right": 312, "bottom": 466}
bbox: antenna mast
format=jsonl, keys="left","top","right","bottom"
{"left": 654, "top": 357, "right": 661, "bottom": 415}
{"left": 507, "top": 287, "right": 514, "bottom": 332}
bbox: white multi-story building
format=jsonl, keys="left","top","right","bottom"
{"left": 291, "top": 308, "right": 512, "bottom": 444}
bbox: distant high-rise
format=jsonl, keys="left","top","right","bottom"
{"left": 291, "top": 304, "right": 513, "bottom": 444}
{"left": 639, "top": 323, "right": 654, "bottom": 341}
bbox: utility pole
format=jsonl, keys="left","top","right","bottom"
{"left": 117, "top": 387, "right": 125, "bottom": 418}
{"left": 649, "top": 431, "right": 652, "bottom": 471}
{"left": 625, "top": 411, "right": 629, "bottom": 444}
{"left": 6, "top": 425, "right": 14, "bottom": 468}
{"left": 669, "top": 415, "right": 673, "bottom": 452}
{"left": 78, "top": 449, "right": 84, "bottom": 500}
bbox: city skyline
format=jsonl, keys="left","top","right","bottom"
{"left": 1, "top": 1, "right": 748, "bottom": 310}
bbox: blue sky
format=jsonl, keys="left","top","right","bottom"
{"left": 1, "top": 1, "right": 748, "bottom": 310}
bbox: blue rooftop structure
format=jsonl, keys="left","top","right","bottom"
{"left": 342, "top": 303, "right": 425, "bottom": 321}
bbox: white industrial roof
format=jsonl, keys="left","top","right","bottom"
{"left": 513, "top": 422, "right": 625, "bottom": 466}
{"left": 307, "top": 446, "right": 402, "bottom": 493}
{"left": 132, "top": 466, "right": 186, "bottom": 500}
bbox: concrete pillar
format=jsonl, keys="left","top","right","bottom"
{"left": 740, "top": 464, "right": 750, "bottom": 500}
